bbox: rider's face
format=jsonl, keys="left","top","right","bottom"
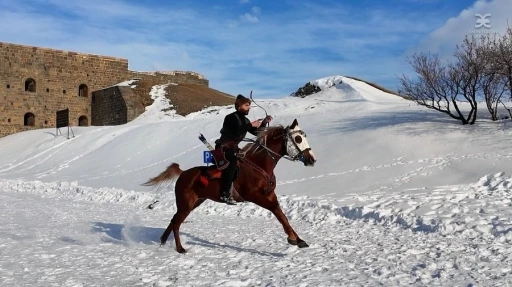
{"left": 238, "top": 103, "right": 251, "bottom": 114}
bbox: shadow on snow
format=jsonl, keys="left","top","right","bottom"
{"left": 90, "top": 222, "right": 285, "bottom": 257}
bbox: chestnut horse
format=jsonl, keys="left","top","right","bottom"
{"left": 142, "top": 118, "right": 317, "bottom": 253}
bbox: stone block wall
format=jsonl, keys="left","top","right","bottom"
{"left": 0, "top": 41, "right": 209, "bottom": 138}
{"left": 0, "top": 125, "right": 38, "bottom": 138}
{"left": 91, "top": 86, "right": 128, "bottom": 126}
{"left": 119, "top": 86, "right": 145, "bottom": 122}
{"left": 0, "top": 42, "right": 129, "bottom": 131}
{"left": 91, "top": 85, "right": 153, "bottom": 126}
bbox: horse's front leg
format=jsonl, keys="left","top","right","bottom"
{"left": 259, "top": 191, "right": 308, "bottom": 248}
{"left": 270, "top": 204, "right": 309, "bottom": 248}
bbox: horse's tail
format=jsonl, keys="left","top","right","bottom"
{"left": 141, "top": 163, "right": 183, "bottom": 187}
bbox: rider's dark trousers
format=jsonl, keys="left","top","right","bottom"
{"left": 220, "top": 147, "right": 238, "bottom": 196}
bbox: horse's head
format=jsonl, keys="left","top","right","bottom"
{"left": 284, "top": 119, "right": 317, "bottom": 166}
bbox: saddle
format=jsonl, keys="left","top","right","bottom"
{"left": 198, "top": 165, "right": 222, "bottom": 187}
{"left": 198, "top": 139, "right": 242, "bottom": 187}
{"left": 199, "top": 144, "right": 275, "bottom": 195}
{"left": 198, "top": 163, "right": 240, "bottom": 187}
{"left": 209, "top": 139, "right": 241, "bottom": 170}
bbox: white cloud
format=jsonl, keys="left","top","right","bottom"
{"left": 239, "top": 6, "right": 260, "bottom": 24}
{"left": 241, "top": 13, "right": 259, "bottom": 23}
{"left": 412, "top": 0, "right": 512, "bottom": 58}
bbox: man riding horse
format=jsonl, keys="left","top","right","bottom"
{"left": 142, "top": 106, "right": 317, "bottom": 253}
{"left": 215, "top": 94, "right": 272, "bottom": 204}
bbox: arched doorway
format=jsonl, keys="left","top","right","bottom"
{"left": 78, "top": 84, "right": 88, "bottom": 97}
{"left": 24, "top": 112, "right": 35, "bottom": 126}
{"left": 25, "top": 78, "right": 36, "bottom": 92}
{"left": 78, "top": 115, "right": 88, "bottom": 126}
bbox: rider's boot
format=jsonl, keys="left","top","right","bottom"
{"left": 220, "top": 185, "right": 236, "bottom": 205}
{"left": 220, "top": 167, "right": 237, "bottom": 205}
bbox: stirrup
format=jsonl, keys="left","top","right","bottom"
{"left": 220, "top": 195, "right": 236, "bottom": 205}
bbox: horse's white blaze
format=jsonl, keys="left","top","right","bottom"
{"left": 286, "top": 124, "right": 312, "bottom": 158}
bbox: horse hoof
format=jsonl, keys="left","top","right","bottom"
{"left": 176, "top": 247, "right": 187, "bottom": 254}
{"left": 297, "top": 241, "right": 309, "bottom": 248}
{"left": 287, "top": 238, "right": 298, "bottom": 245}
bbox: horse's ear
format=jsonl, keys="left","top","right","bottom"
{"left": 290, "top": 118, "right": 298, "bottom": 129}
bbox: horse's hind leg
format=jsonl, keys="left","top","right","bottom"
{"left": 192, "top": 198, "right": 206, "bottom": 210}
{"left": 170, "top": 208, "right": 194, "bottom": 253}
{"left": 164, "top": 191, "right": 199, "bottom": 253}
{"left": 160, "top": 197, "right": 206, "bottom": 247}
{"left": 161, "top": 208, "right": 194, "bottom": 253}
{"left": 160, "top": 220, "right": 174, "bottom": 246}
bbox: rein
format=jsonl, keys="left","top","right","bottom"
{"left": 238, "top": 156, "right": 276, "bottom": 194}
{"left": 240, "top": 128, "right": 298, "bottom": 162}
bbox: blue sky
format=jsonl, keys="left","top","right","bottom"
{"left": 0, "top": 0, "right": 510, "bottom": 98}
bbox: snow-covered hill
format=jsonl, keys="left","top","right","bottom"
{"left": 1, "top": 75, "right": 511, "bottom": 286}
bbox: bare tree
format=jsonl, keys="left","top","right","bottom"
{"left": 398, "top": 52, "right": 468, "bottom": 122}
{"left": 453, "top": 35, "right": 493, "bottom": 124}
{"left": 488, "top": 26, "right": 512, "bottom": 120}
{"left": 398, "top": 35, "right": 488, "bottom": 125}
{"left": 493, "top": 26, "right": 512, "bottom": 97}
{"left": 476, "top": 33, "right": 510, "bottom": 120}
{"left": 482, "top": 73, "right": 508, "bottom": 120}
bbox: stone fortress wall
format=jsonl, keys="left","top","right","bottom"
{"left": 0, "top": 41, "right": 208, "bottom": 137}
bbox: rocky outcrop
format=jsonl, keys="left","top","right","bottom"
{"left": 290, "top": 82, "right": 322, "bottom": 98}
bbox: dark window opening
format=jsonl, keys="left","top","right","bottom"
{"left": 25, "top": 78, "right": 36, "bottom": 92}
{"left": 78, "top": 115, "right": 88, "bottom": 126}
{"left": 24, "top": 112, "right": 35, "bottom": 126}
{"left": 78, "top": 84, "right": 88, "bottom": 97}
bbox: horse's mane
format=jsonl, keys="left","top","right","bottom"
{"left": 241, "top": 125, "right": 285, "bottom": 154}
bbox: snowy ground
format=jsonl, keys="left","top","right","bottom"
{"left": 1, "top": 76, "right": 512, "bottom": 286}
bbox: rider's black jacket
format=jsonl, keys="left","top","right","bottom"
{"left": 218, "top": 111, "right": 259, "bottom": 146}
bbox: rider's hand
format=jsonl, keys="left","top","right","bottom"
{"left": 259, "top": 115, "right": 272, "bottom": 126}
{"left": 251, "top": 120, "right": 262, "bottom": 127}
